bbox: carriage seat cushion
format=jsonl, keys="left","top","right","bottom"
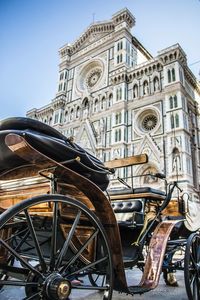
{"left": 111, "top": 200, "right": 144, "bottom": 226}
{"left": 111, "top": 200, "right": 142, "bottom": 213}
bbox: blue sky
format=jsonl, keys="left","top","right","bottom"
{"left": 0, "top": 0, "right": 200, "bottom": 120}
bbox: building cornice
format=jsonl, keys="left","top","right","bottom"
{"left": 132, "top": 36, "right": 152, "bottom": 60}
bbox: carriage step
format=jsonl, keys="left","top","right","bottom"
{"left": 129, "top": 285, "right": 151, "bottom": 294}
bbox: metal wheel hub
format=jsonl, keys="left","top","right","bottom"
{"left": 45, "top": 273, "right": 71, "bottom": 300}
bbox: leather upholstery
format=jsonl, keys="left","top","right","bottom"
{"left": 0, "top": 117, "right": 109, "bottom": 190}
{"left": 111, "top": 200, "right": 143, "bottom": 213}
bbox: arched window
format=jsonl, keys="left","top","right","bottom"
{"left": 115, "top": 129, "right": 122, "bottom": 142}
{"left": 174, "top": 95, "right": 178, "bottom": 108}
{"left": 101, "top": 97, "right": 106, "bottom": 110}
{"left": 119, "top": 87, "right": 122, "bottom": 99}
{"left": 59, "top": 72, "right": 64, "bottom": 81}
{"left": 169, "top": 95, "right": 178, "bottom": 109}
{"left": 168, "top": 69, "right": 171, "bottom": 83}
{"left": 169, "top": 96, "right": 173, "bottom": 109}
{"left": 117, "top": 55, "right": 120, "bottom": 64}
{"left": 60, "top": 112, "right": 63, "bottom": 123}
{"left": 116, "top": 87, "right": 122, "bottom": 101}
{"left": 82, "top": 98, "right": 89, "bottom": 118}
{"left": 65, "top": 111, "right": 69, "bottom": 123}
{"left": 168, "top": 68, "right": 176, "bottom": 83}
{"left": 117, "top": 40, "right": 123, "bottom": 51}
{"left": 83, "top": 98, "right": 89, "bottom": 109}
{"left": 171, "top": 115, "right": 175, "bottom": 129}
{"left": 175, "top": 114, "right": 179, "bottom": 127}
{"left": 171, "top": 113, "right": 179, "bottom": 129}
{"left": 70, "top": 109, "right": 74, "bottom": 121}
{"left": 133, "top": 84, "right": 138, "bottom": 98}
{"left": 76, "top": 106, "right": 80, "bottom": 118}
{"left": 115, "top": 112, "right": 122, "bottom": 125}
{"left": 108, "top": 94, "right": 113, "bottom": 107}
{"left": 94, "top": 99, "right": 98, "bottom": 112}
{"left": 119, "top": 129, "right": 121, "bottom": 141}
{"left": 172, "top": 68, "right": 176, "bottom": 81}
{"left": 115, "top": 130, "right": 118, "bottom": 142}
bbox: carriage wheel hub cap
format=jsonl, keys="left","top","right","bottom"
{"left": 57, "top": 281, "right": 71, "bottom": 299}
{"left": 45, "top": 273, "right": 71, "bottom": 299}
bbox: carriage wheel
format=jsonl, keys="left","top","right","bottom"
{"left": 0, "top": 194, "right": 113, "bottom": 300}
{"left": 184, "top": 232, "right": 200, "bottom": 300}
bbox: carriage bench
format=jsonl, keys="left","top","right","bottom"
{"left": 109, "top": 187, "right": 166, "bottom": 227}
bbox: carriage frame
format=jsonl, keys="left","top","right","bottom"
{"left": 0, "top": 118, "right": 199, "bottom": 300}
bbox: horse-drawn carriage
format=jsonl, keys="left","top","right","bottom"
{"left": 0, "top": 117, "right": 199, "bottom": 300}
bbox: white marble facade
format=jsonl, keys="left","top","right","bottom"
{"left": 27, "top": 8, "right": 200, "bottom": 199}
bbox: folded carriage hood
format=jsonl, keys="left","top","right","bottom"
{"left": 0, "top": 117, "right": 109, "bottom": 191}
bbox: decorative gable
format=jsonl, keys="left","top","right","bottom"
{"left": 59, "top": 22, "right": 115, "bottom": 58}
{"left": 137, "top": 134, "right": 161, "bottom": 163}
{"left": 75, "top": 120, "right": 97, "bottom": 154}
{"left": 59, "top": 8, "right": 135, "bottom": 57}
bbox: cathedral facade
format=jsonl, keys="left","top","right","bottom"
{"left": 27, "top": 8, "right": 200, "bottom": 199}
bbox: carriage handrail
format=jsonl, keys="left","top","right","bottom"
{"left": 132, "top": 174, "right": 184, "bottom": 247}
{"left": 159, "top": 179, "right": 183, "bottom": 212}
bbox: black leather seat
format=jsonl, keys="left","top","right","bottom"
{"left": 111, "top": 199, "right": 144, "bottom": 227}
{"left": 111, "top": 200, "right": 142, "bottom": 213}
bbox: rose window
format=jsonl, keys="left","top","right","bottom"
{"left": 76, "top": 60, "right": 104, "bottom": 92}
{"left": 142, "top": 114, "right": 158, "bottom": 131}
{"left": 86, "top": 69, "right": 102, "bottom": 88}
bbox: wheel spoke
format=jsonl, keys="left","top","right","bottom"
{"left": 0, "top": 264, "right": 29, "bottom": 276}
{"left": 88, "top": 273, "right": 106, "bottom": 287}
{"left": 24, "top": 209, "right": 47, "bottom": 273}
{"left": 56, "top": 209, "right": 81, "bottom": 269}
{"left": 61, "top": 229, "right": 99, "bottom": 274}
{"left": 69, "top": 255, "right": 108, "bottom": 277}
{"left": 94, "top": 275, "right": 100, "bottom": 284}
{"left": 190, "top": 273, "right": 196, "bottom": 286}
{"left": 192, "top": 241, "right": 198, "bottom": 263}
{"left": 0, "top": 195, "right": 113, "bottom": 299}
{"left": 13, "top": 229, "right": 30, "bottom": 253}
{"left": 49, "top": 201, "right": 59, "bottom": 271}
{"left": 102, "top": 274, "right": 106, "bottom": 287}
{"left": 190, "top": 253, "right": 196, "bottom": 268}
{"left": 0, "top": 280, "right": 38, "bottom": 287}
{"left": 0, "top": 238, "right": 43, "bottom": 278}
{"left": 193, "top": 275, "right": 198, "bottom": 299}
{"left": 5, "top": 228, "right": 29, "bottom": 243}
{"left": 196, "top": 274, "right": 200, "bottom": 299}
